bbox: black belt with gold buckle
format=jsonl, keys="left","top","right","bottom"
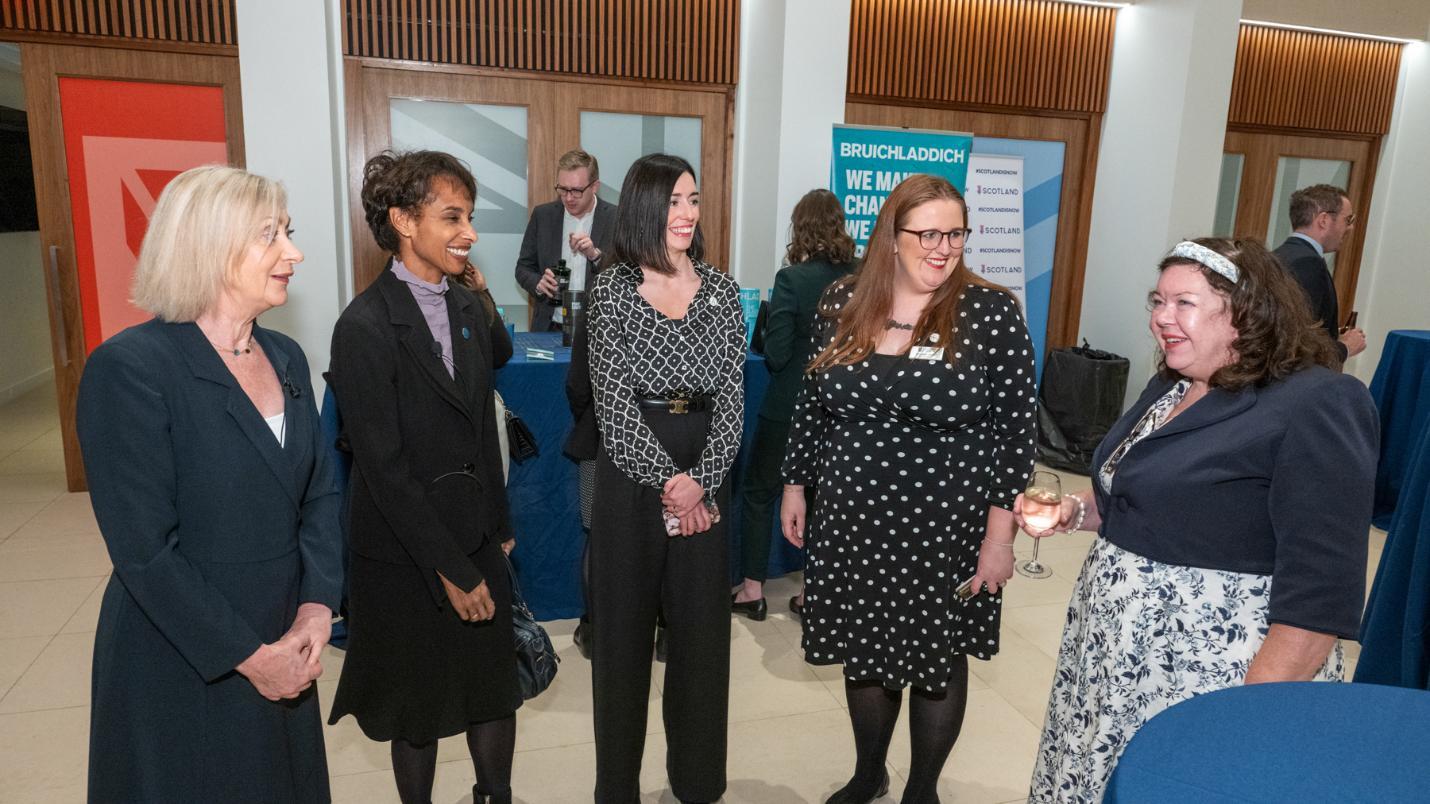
{"left": 637, "top": 396, "right": 711, "bottom": 414}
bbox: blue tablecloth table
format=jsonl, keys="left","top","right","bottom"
{"left": 497, "top": 332, "right": 802, "bottom": 619}
{"left": 1356, "top": 408, "right": 1430, "bottom": 690}
{"left": 1369, "top": 329, "right": 1430, "bottom": 529}
{"left": 1105, "top": 682, "right": 1430, "bottom": 802}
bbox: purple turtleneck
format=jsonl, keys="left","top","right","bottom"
{"left": 391, "top": 259, "right": 454, "bottom": 378}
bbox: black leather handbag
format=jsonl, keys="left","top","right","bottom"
{"left": 505, "top": 555, "right": 558, "bottom": 699}
{"left": 504, "top": 407, "right": 539, "bottom": 463}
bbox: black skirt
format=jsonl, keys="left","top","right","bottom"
{"left": 328, "top": 540, "right": 523, "bottom": 743}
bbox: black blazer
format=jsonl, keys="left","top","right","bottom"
{"left": 1273, "top": 236, "right": 1347, "bottom": 362}
{"left": 758, "top": 260, "right": 855, "bottom": 422}
{"left": 329, "top": 267, "right": 511, "bottom": 607}
{"left": 514, "top": 197, "right": 617, "bottom": 331}
{"left": 1090, "top": 367, "right": 1378, "bottom": 638}
{"left": 77, "top": 319, "right": 342, "bottom": 802}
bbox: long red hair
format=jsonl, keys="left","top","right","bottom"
{"left": 808, "top": 174, "right": 1008, "bottom": 372}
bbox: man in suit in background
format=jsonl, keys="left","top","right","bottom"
{"left": 514, "top": 148, "right": 617, "bottom": 331}
{"left": 1273, "top": 183, "right": 1366, "bottom": 362}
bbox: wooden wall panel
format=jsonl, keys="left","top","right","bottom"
{"left": 847, "top": 0, "right": 1117, "bottom": 114}
{"left": 341, "top": 0, "right": 740, "bottom": 86}
{"left": 1229, "top": 24, "right": 1403, "bottom": 135}
{"left": 0, "top": 0, "right": 236, "bottom": 48}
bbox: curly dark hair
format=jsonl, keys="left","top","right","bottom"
{"left": 360, "top": 150, "right": 477, "bottom": 254}
{"left": 786, "top": 189, "right": 856, "bottom": 265}
{"left": 1155, "top": 237, "right": 1339, "bottom": 391}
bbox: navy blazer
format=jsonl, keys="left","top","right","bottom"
{"left": 77, "top": 319, "right": 342, "bottom": 802}
{"left": 329, "top": 267, "right": 510, "bottom": 606}
{"left": 1091, "top": 367, "right": 1378, "bottom": 638}
{"left": 514, "top": 197, "right": 616, "bottom": 331}
{"left": 1273, "top": 236, "right": 1348, "bottom": 362}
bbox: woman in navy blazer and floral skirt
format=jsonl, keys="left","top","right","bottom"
{"left": 1019, "top": 238, "right": 1378, "bottom": 803}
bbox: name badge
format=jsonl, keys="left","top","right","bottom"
{"left": 909, "top": 346, "right": 945, "bottom": 361}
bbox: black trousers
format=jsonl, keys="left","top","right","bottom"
{"left": 735, "top": 415, "right": 814, "bottom": 583}
{"left": 589, "top": 408, "right": 731, "bottom": 803}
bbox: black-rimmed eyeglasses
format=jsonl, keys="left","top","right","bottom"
{"left": 554, "top": 181, "right": 596, "bottom": 198}
{"left": 899, "top": 228, "right": 971, "bottom": 250}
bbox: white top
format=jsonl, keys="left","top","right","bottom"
{"left": 263, "top": 412, "right": 286, "bottom": 447}
{"left": 561, "top": 206, "right": 595, "bottom": 291}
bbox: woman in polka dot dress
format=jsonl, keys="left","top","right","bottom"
{"left": 780, "top": 174, "right": 1037, "bottom": 804}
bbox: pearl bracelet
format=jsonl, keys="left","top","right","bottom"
{"left": 1062, "top": 494, "right": 1088, "bottom": 533}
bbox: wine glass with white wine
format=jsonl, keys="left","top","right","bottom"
{"left": 1017, "top": 470, "right": 1060, "bottom": 579}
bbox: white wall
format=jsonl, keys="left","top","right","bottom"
{"left": 730, "top": 0, "right": 852, "bottom": 294}
{"left": 0, "top": 51, "right": 55, "bottom": 403}
{"left": 1077, "top": 0, "right": 1243, "bottom": 408}
{"left": 236, "top": 0, "right": 350, "bottom": 393}
{"left": 1353, "top": 40, "right": 1430, "bottom": 384}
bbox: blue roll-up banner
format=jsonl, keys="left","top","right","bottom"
{"left": 830, "top": 124, "right": 974, "bottom": 257}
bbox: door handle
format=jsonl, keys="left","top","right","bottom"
{"left": 47, "top": 244, "right": 71, "bottom": 367}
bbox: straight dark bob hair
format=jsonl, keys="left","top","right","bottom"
{"left": 608, "top": 153, "right": 704, "bottom": 275}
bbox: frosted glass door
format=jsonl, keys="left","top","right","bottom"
{"left": 390, "top": 99, "right": 531, "bottom": 327}
{"left": 579, "top": 112, "right": 702, "bottom": 205}
{"left": 1212, "top": 153, "right": 1244, "bottom": 238}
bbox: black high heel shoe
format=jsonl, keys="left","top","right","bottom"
{"left": 472, "top": 786, "right": 512, "bottom": 804}
{"left": 789, "top": 596, "right": 805, "bottom": 622}
{"left": 731, "top": 594, "right": 768, "bottom": 621}
{"left": 824, "top": 769, "right": 890, "bottom": 804}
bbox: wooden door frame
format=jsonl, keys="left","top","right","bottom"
{"left": 1223, "top": 125, "right": 1380, "bottom": 322}
{"left": 19, "top": 42, "right": 243, "bottom": 491}
{"left": 845, "top": 98, "right": 1103, "bottom": 354}
{"left": 344, "top": 57, "right": 736, "bottom": 296}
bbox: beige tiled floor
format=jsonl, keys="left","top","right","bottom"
{"left": 0, "top": 385, "right": 1379, "bottom": 803}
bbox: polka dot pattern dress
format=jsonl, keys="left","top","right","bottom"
{"left": 782, "top": 281, "right": 1038, "bottom": 690}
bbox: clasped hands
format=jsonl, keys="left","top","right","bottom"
{"left": 236, "top": 601, "right": 332, "bottom": 702}
{"left": 662, "top": 473, "right": 710, "bottom": 536}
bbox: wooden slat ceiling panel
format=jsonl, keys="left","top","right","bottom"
{"left": 341, "top": 0, "right": 739, "bottom": 86}
{"left": 0, "top": 0, "right": 236, "bottom": 46}
{"left": 1229, "top": 24, "right": 1401, "bottom": 136}
{"left": 846, "top": 0, "right": 1118, "bottom": 114}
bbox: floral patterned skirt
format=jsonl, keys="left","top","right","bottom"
{"left": 1028, "top": 537, "right": 1343, "bottom": 803}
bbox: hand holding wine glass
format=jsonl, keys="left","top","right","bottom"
{"left": 1015, "top": 471, "right": 1060, "bottom": 579}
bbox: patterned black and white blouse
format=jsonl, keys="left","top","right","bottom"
{"left": 586, "top": 260, "right": 747, "bottom": 494}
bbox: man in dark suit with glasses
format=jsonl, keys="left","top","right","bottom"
{"left": 514, "top": 148, "right": 618, "bottom": 332}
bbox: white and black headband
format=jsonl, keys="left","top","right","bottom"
{"left": 1167, "top": 241, "right": 1239, "bottom": 284}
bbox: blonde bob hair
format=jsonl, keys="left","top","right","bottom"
{"left": 131, "top": 165, "right": 287, "bottom": 322}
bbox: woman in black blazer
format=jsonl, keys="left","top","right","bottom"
{"left": 327, "top": 151, "right": 520, "bottom": 804}
{"left": 1019, "top": 238, "right": 1378, "bottom": 803}
{"left": 732, "top": 188, "right": 855, "bottom": 621}
{"left": 77, "top": 165, "right": 342, "bottom": 803}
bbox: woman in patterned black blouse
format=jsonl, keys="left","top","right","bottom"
{"left": 781, "top": 174, "right": 1037, "bottom": 804}
{"left": 585, "top": 153, "right": 746, "bottom": 804}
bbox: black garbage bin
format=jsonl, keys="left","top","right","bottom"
{"left": 1036, "top": 341, "right": 1130, "bottom": 475}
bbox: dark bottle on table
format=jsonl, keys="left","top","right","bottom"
{"left": 553, "top": 259, "right": 576, "bottom": 346}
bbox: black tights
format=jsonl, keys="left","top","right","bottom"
{"left": 390, "top": 715, "right": 516, "bottom": 804}
{"left": 841, "top": 656, "right": 969, "bottom": 804}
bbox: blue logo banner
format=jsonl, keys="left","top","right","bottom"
{"left": 830, "top": 124, "right": 973, "bottom": 255}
